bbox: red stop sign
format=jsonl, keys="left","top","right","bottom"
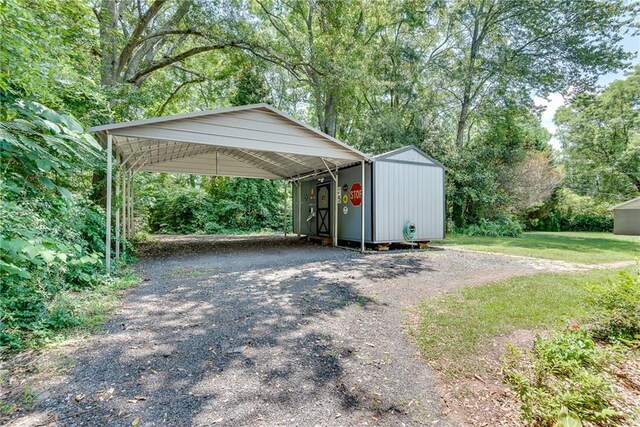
{"left": 349, "top": 182, "right": 362, "bottom": 207}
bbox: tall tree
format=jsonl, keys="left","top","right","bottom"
{"left": 556, "top": 67, "right": 640, "bottom": 200}
{"left": 250, "top": 0, "right": 386, "bottom": 137}
{"left": 446, "top": 0, "right": 638, "bottom": 148}
{"left": 92, "top": 0, "right": 265, "bottom": 118}
{"left": 98, "top": 1, "right": 225, "bottom": 88}
{"left": 348, "top": 0, "right": 454, "bottom": 154}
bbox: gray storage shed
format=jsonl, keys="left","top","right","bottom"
{"left": 292, "top": 146, "right": 445, "bottom": 245}
{"left": 612, "top": 197, "right": 640, "bottom": 236}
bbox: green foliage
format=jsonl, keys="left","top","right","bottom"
{"left": 0, "top": 100, "right": 103, "bottom": 197}
{"left": 556, "top": 407, "right": 583, "bottom": 427}
{"left": 148, "top": 187, "right": 213, "bottom": 234}
{"left": 207, "top": 177, "right": 286, "bottom": 231}
{"left": 502, "top": 272, "right": 640, "bottom": 425}
{"left": 0, "top": 0, "right": 104, "bottom": 122}
{"left": 230, "top": 66, "right": 272, "bottom": 106}
{"left": 447, "top": 105, "right": 559, "bottom": 228}
{"left": 556, "top": 66, "right": 640, "bottom": 201}
{"left": 503, "top": 329, "right": 623, "bottom": 426}
{"left": 140, "top": 175, "right": 287, "bottom": 235}
{"left": 462, "top": 217, "right": 524, "bottom": 238}
{"left": 586, "top": 271, "right": 640, "bottom": 344}
{"left": 0, "top": 101, "right": 121, "bottom": 352}
{"left": 526, "top": 190, "right": 614, "bottom": 232}
{"left": 448, "top": 148, "right": 507, "bottom": 227}
{"left": 0, "top": 198, "right": 107, "bottom": 352}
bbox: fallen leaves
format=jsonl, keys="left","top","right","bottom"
{"left": 96, "top": 387, "right": 115, "bottom": 402}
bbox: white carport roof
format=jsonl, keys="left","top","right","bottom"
{"left": 89, "top": 103, "right": 369, "bottom": 180}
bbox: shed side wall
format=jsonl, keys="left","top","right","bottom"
{"left": 373, "top": 161, "right": 444, "bottom": 242}
{"left": 613, "top": 209, "right": 640, "bottom": 236}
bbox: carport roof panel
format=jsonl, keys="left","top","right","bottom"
{"left": 89, "top": 104, "right": 369, "bottom": 179}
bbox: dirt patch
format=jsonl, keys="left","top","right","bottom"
{"left": 612, "top": 354, "right": 640, "bottom": 418}
{"left": 436, "top": 328, "right": 640, "bottom": 427}
{"left": 1, "top": 347, "right": 74, "bottom": 421}
{"left": 433, "top": 329, "right": 539, "bottom": 426}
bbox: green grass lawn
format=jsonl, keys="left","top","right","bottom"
{"left": 436, "top": 231, "right": 639, "bottom": 264}
{"left": 413, "top": 266, "right": 638, "bottom": 374}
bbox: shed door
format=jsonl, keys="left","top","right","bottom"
{"left": 316, "top": 183, "right": 330, "bottom": 236}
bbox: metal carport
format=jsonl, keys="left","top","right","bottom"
{"left": 88, "top": 103, "right": 370, "bottom": 271}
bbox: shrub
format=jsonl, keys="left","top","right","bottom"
{"left": 586, "top": 271, "right": 640, "bottom": 344}
{"left": 463, "top": 217, "right": 524, "bottom": 237}
{"left": 526, "top": 189, "right": 614, "bottom": 232}
{"left": 0, "top": 100, "right": 123, "bottom": 352}
{"left": 142, "top": 176, "right": 287, "bottom": 234}
{"left": 147, "top": 188, "right": 213, "bottom": 234}
{"left": 0, "top": 196, "right": 105, "bottom": 351}
{"left": 503, "top": 329, "right": 623, "bottom": 426}
{"left": 562, "top": 213, "right": 613, "bottom": 232}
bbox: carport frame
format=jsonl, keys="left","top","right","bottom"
{"left": 92, "top": 104, "right": 370, "bottom": 272}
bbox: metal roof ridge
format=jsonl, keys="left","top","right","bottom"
{"left": 88, "top": 103, "right": 271, "bottom": 132}
{"left": 373, "top": 145, "right": 446, "bottom": 169}
{"left": 610, "top": 196, "right": 640, "bottom": 210}
{"left": 88, "top": 103, "right": 370, "bottom": 161}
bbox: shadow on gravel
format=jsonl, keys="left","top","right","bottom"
{"left": 136, "top": 234, "right": 302, "bottom": 258}
{"left": 37, "top": 236, "right": 433, "bottom": 426}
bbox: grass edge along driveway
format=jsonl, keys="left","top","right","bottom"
{"left": 411, "top": 266, "right": 639, "bottom": 375}
{"left": 435, "top": 231, "right": 640, "bottom": 264}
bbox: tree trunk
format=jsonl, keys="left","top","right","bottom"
{"left": 323, "top": 92, "right": 337, "bottom": 137}
{"left": 99, "top": 0, "right": 119, "bottom": 88}
{"left": 455, "top": 88, "right": 471, "bottom": 149}
{"left": 455, "top": 3, "right": 484, "bottom": 149}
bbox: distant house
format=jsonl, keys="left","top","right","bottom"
{"left": 612, "top": 197, "right": 640, "bottom": 236}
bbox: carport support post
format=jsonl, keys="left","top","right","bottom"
{"left": 296, "top": 180, "right": 301, "bottom": 238}
{"left": 121, "top": 169, "right": 127, "bottom": 253}
{"left": 361, "top": 160, "right": 365, "bottom": 253}
{"left": 115, "top": 167, "right": 120, "bottom": 261}
{"left": 105, "top": 133, "right": 112, "bottom": 273}
{"left": 283, "top": 181, "right": 288, "bottom": 236}
{"left": 333, "top": 166, "right": 338, "bottom": 247}
{"left": 128, "top": 171, "right": 134, "bottom": 238}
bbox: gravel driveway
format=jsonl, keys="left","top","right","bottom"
{"left": 19, "top": 235, "right": 563, "bottom": 426}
